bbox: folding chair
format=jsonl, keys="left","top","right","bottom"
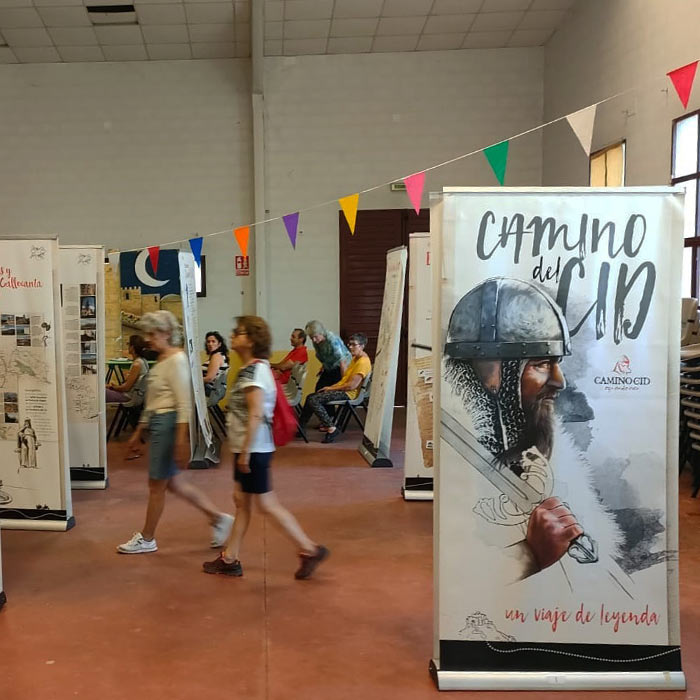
{"left": 107, "top": 403, "right": 143, "bottom": 441}
{"left": 286, "top": 362, "right": 309, "bottom": 443}
{"left": 106, "top": 367, "right": 148, "bottom": 441}
{"left": 328, "top": 372, "right": 372, "bottom": 434}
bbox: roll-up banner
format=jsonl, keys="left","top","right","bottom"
{"left": 60, "top": 246, "right": 108, "bottom": 489}
{"left": 178, "top": 251, "right": 216, "bottom": 467}
{"left": 359, "top": 246, "right": 407, "bottom": 468}
{"left": 431, "top": 188, "right": 685, "bottom": 691}
{"left": 0, "top": 237, "right": 74, "bottom": 531}
{"left": 0, "top": 528, "right": 5, "bottom": 610}
{"left": 404, "top": 233, "right": 434, "bottom": 500}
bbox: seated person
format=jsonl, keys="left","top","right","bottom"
{"left": 271, "top": 328, "right": 308, "bottom": 386}
{"left": 203, "top": 331, "right": 230, "bottom": 406}
{"left": 299, "top": 333, "right": 371, "bottom": 443}
{"left": 105, "top": 335, "right": 150, "bottom": 406}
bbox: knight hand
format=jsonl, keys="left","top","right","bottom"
{"left": 526, "top": 497, "right": 583, "bottom": 571}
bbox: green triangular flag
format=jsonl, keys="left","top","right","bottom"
{"left": 483, "top": 140, "right": 509, "bottom": 185}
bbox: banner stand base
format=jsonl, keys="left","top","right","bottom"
{"left": 0, "top": 516, "right": 75, "bottom": 532}
{"left": 402, "top": 477, "right": 434, "bottom": 501}
{"left": 72, "top": 480, "right": 108, "bottom": 490}
{"left": 402, "top": 487, "right": 433, "bottom": 501}
{"left": 429, "top": 660, "right": 686, "bottom": 691}
{"left": 359, "top": 439, "right": 393, "bottom": 468}
{"left": 0, "top": 591, "right": 6, "bottom": 610}
{"left": 189, "top": 438, "right": 219, "bottom": 470}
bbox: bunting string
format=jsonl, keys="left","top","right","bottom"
{"left": 117, "top": 59, "right": 696, "bottom": 255}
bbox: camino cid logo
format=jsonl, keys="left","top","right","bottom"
{"left": 595, "top": 355, "right": 650, "bottom": 390}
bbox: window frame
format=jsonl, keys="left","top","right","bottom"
{"left": 588, "top": 140, "right": 626, "bottom": 187}
{"left": 671, "top": 109, "right": 700, "bottom": 297}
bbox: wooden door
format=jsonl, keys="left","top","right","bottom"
{"left": 339, "top": 208, "right": 429, "bottom": 405}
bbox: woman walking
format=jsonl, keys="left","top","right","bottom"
{"left": 117, "top": 311, "right": 234, "bottom": 554}
{"left": 203, "top": 315, "right": 328, "bottom": 579}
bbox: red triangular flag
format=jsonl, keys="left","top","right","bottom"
{"left": 668, "top": 61, "right": 698, "bottom": 109}
{"left": 147, "top": 246, "right": 160, "bottom": 276}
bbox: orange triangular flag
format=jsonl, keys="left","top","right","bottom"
{"left": 234, "top": 226, "right": 249, "bottom": 258}
{"left": 668, "top": 61, "right": 699, "bottom": 109}
{"left": 339, "top": 193, "right": 359, "bottom": 234}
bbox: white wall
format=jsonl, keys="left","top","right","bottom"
{"left": 263, "top": 48, "right": 544, "bottom": 342}
{"left": 0, "top": 49, "right": 544, "bottom": 348}
{"left": 0, "top": 59, "right": 253, "bottom": 337}
{"left": 543, "top": 0, "right": 700, "bottom": 186}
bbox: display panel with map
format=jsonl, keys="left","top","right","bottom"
{"left": 0, "top": 237, "right": 74, "bottom": 530}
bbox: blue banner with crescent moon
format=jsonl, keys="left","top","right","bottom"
{"left": 119, "top": 250, "right": 181, "bottom": 296}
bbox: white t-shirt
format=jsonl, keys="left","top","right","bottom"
{"left": 226, "top": 360, "right": 276, "bottom": 453}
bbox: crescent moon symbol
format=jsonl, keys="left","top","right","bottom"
{"left": 135, "top": 249, "right": 168, "bottom": 288}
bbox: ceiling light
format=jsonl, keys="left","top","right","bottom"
{"left": 86, "top": 4, "right": 138, "bottom": 26}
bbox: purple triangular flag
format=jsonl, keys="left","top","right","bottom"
{"left": 283, "top": 212, "right": 299, "bottom": 249}
{"left": 189, "top": 236, "right": 203, "bottom": 267}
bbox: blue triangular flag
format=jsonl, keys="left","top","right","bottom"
{"left": 189, "top": 236, "right": 203, "bottom": 267}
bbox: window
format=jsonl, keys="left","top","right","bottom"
{"left": 195, "top": 255, "right": 207, "bottom": 297}
{"left": 672, "top": 111, "right": 700, "bottom": 297}
{"left": 590, "top": 142, "right": 625, "bottom": 186}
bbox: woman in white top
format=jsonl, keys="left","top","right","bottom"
{"left": 117, "top": 311, "right": 233, "bottom": 555}
{"left": 203, "top": 315, "right": 328, "bottom": 580}
{"left": 105, "top": 335, "right": 149, "bottom": 406}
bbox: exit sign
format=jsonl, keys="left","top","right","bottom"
{"left": 235, "top": 255, "right": 249, "bottom": 276}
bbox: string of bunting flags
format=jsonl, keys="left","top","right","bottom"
{"left": 124, "top": 58, "right": 698, "bottom": 270}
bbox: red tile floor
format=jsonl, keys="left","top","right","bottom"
{"left": 1, "top": 412, "right": 698, "bottom": 699}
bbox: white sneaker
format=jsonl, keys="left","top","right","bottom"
{"left": 117, "top": 532, "right": 158, "bottom": 554}
{"left": 211, "top": 513, "right": 235, "bottom": 548}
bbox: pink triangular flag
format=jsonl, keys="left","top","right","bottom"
{"left": 403, "top": 172, "right": 425, "bottom": 215}
{"left": 147, "top": 246, "right": 160, "bottom": 276}
{"left": 668, "top": 61, "right": 699, "bottom": 109}
{"left": 282, "top": 212, "right": 299, "bottom": 249}
{"left": 566, "top": 104, "right": 597, "bottom": 156}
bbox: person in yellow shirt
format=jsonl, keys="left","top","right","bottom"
{"left": 299, "top": 333, "right": 371, "bottom": 443}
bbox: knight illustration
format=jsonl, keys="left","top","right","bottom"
{"left": 442, "top": 277, "right": 627, "bottom": 589}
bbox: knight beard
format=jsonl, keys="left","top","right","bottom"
{"left": 444, "top": 356, "right": 621, "bottom": 583}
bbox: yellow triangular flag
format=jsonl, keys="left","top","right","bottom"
{"left": 339, "top": 193, "right": 359, "bottom": 235}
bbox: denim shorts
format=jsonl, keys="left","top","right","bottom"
{"left": 149, "top": 412, "right": 179, "bottom": 481}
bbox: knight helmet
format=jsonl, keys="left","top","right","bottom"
{"left": 444, "top": 277, "right": 572, "bottom": 360}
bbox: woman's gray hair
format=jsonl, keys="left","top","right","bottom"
{"left": 305, "top": 320, "right": 326, "bottom": 338}
{"left": 140, "top": 310, "right": 184, "bottom": 347}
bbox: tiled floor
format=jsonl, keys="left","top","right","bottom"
{"left": 0, "top": 416, "right": 698, "bottom": 699}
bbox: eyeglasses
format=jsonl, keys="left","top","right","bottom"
{"left": 347, "top": 342, "right": 359, "bottom": 348}
{"left": 232, "top": 329, "right": 248, "bottom": 337}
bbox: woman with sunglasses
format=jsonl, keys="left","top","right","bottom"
{"left": 203, "top": 316, "right": 328, "bottom": 579}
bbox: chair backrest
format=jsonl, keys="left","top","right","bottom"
{"left": 350, "top": 371, "right": 372, "bottom": 406}
{"left": 682, "top": 298, "right": 699, "bottom": 347}
{"left": 285, "top": 362, "right": 307, "bottom": 407}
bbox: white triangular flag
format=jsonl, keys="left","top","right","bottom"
{"left": 566, "top": 104, "right": 597, "bottom": 156}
